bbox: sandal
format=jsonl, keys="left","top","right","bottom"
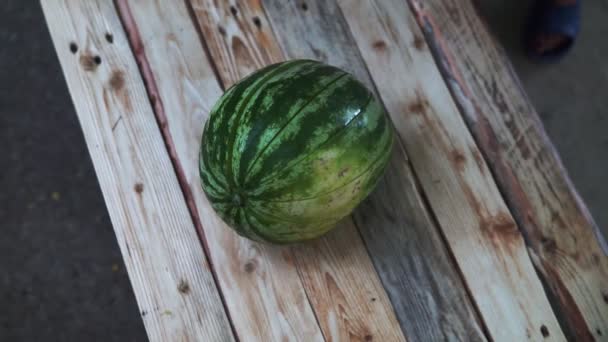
{"left": 525, "top": 0, "right": 581, "bottom": 62}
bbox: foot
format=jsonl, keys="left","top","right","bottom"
{"left": 526, "top": 0, "right": 580, "bottom": 61}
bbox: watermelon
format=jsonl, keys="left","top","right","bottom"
{"left": 199, "top": 60, "right": 393, "bottom": 244}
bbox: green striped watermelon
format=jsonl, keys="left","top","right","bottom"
{"left": 199, "top": 60, "right": 393, "bottom": 244}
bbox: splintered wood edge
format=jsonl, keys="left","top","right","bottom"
{"left": 261, "top": 0, "right": 487, "bottom": 340}
{"left": 39, "top": 0, "right": 234, "bottom": 341}
{"left": 336, "top": 0, "right": 567, "bottom": 340}
{"left": 408, "top": 0, "right": 608, "bottom": 340}
{"left": 186, "top": 0, "right": 406, "bottom": 340}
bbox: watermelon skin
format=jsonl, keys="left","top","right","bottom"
{"left": 199, "top": 60, "right": 393, "bottom": 243}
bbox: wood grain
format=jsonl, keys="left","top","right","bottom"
{"left": 337, "top": 0, "right": 567, "bottom": 340}
{"left": 409, "top": 1, "right": 608, "bottom": 340}
{"left": 40, "top": 0, "right": 233, "bottom": 341}
{"left": 262, "top": 1, "right": 487, "bottom": 340}
{"left": 188, "top": 0, "right": 406, "bottom": 341}
{"left": 114, "top": 0, "right": 323, "bottom": 340}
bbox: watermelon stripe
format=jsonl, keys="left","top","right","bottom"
{"left": 224, "top": 61, "right": 306, "bottom": 188}
{"left": 249, "top": 95, "right": 391, "bottom": 202}
{"left": 235, "top": 208, "right": 264, "bottom": 242}
{"left": 255, "top": 144, "right": 389, "bottom": 203}
{"left": 199, "top": 160, "right": 226, "bottom": 196}
{"left": 246, "top": 210, "right": 337, "bottom": 243}
{"left": 198, "top": 162, "right": 226, "bottom": 197}
{"left": 242, "top": 72, "right": 348, "bottom": 183}
{"left": 205, "top": 61, "right": 306, "bottom": 191}
{"left": 200, "top": 143, "right": 228, "bottom": 197}
{"left": 222, "top": 206, "right": 239, "bottom": 230}
{"left": 242, "top": 207, "right": 289, "bottom": 244}
{"left": 245, "top": 204, "right": 339, "bottom": 242}
{"left": 232, "top": 62, "right": 344, "bottom": 186}
{"left": 200, "top": 60, "right": 394, "bottom": 243}
{"left": 250, "top": 94, "right": 373, "bottom": 192}
{"left": 200, "top": 159, "right": 230, "bottom": 199}
{"left": 247, "top": 200, "right": 341, "bottom": 224}
{"left": 204, "top": 83, "right": 240, "bottom": 188}
{"left": 200, "top": 117, "right": 227, "bottom": 193}
{"left": 242, "top": 74, "right": 373, "bottom": 189}
{"left": 201, "top": 189, "right": 230, "bottom": 203}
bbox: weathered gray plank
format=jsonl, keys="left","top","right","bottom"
{"left": 408, "top": 1, "right": 608, "bottom": 340}
{"left": 262, "top": 1, "right": 487, "bottom": 340}
{"left": 337, "top": 0, "right": 567, "bottom": 340}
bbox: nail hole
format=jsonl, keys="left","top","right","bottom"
{"left": 230, "top": 6, "right": 237, "bottom": 16}
{"left": 372, "top": 40, "right": 387, "bottom": 50}
{"left": 134, "top": 183, "right": 144, "bottom": 194}
{"left": 218, "top": 25, "right": 226, "bottom": 36}
{"left": 413, "top": 35, "right": 425, "bottom": 50}
{"left": 69, "top": 42, "right": 78, "bottom": 54}
{"left": 93, "top": 56, "right": 102, "bottom": 65}
{"left": 244, "top": 262, "right": 255, "bottom": 273}
{"left": 252, "top": 17, "right": 261, "bottom": 28}
{"left": 177, "top": 279, "right": 190, "bottom": 294}
{"left": 105, "top": 32, "right": 113, "bottom": 43}
{"left": 540, "top": 325, "right": 549, "bottom": 338}
{"left": 596, "top": 329, "right": 602, "bottom": 336}
{"left": 301, "top": 2, "right": 308, "bottom": 11}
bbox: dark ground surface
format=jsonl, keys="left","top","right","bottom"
{"left": 0, "top": 1, "right": 146, "bottom": 341}
{"left": 1, "top": 1, "right": 606, "bottom": 341}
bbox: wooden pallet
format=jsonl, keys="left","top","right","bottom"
{"left": 42, "top": 0, "right": 607, "bottom": 341}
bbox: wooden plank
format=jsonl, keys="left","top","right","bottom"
{"left": 261, "top": 1, "right": 487, "bottom": 341}
{"left": 40, "top": 0, "right": 234, "bottom": 341}
{"left": 336, "top": 0, "right": 567, "bottom": 340}
{"left": 409, "top": 1, "right": 608, "bottom": 340}
{"left": 114, "top": 0, "right": 323, "bottom": 340}
{"left": 187, "top": 0, "right": 407, "bottom": 341}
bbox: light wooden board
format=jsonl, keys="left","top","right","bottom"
{"left": 409, "top": 1, "right": 608, "bottom": 340}
{"left": 187, "top": 0, "right": 406, "bottom": 341}
{"left": 43, "top": 0, "right": 606, "bottom": 340}
{"left": 40, "top": 0, "right": 233, "bottom": 341}
{"left": 114, "top": 0, "right": 323, "bottom": 340}
{"left": 261, "top": 1, "right": 487, "bottom": 340}
{"left": 118, "top": 0, "right": 405, "bottom": 340}
{"left": 336, "top": 0, "right": 567, "bottom": 340}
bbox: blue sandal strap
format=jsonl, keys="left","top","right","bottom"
{"left": 525, "top": 0, "right": 581, "bottom": 61}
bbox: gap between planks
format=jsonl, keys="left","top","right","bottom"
{"left": 117, "top": 0, "right": 406, "bottom": 341}
{"left": 407, "top": 0, "right": 608, "bottom": 340}
{"left": 336, "top": 0, "right": 569, "bottom": 340}
{"left": 40, "top": 0, "right": 234, "bottom": 340}
{"left": 115, "top": 0, "right": 323, "bottom": 340}
{"left": 260, "top": 0, "right": 488, "bottom": 341}
{"left": 186, "top": 0, "right": 407, "bottom": 340}
{"left": 114, "top": 0, "right": 239, "bottom": 339}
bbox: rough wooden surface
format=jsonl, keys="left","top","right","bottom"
{"left": 188, "top": 0, "right": 407, "bottom": 341}
{"left": 262, "top": 1, "right": 487, "bottom": 340}
{"left": 409, "top": 1, "right": 608, "bottom": 340}
{"left": 337, "top": 0, "right": 567, "bottom": 340}
{"left": 42, "top": 0, "right": 607, "bottom": 340}
{"left": 40, "top": 0, "right": 233, "bottom": 341}
{"left": 115, "top": 0, "right": 324, "bottom": 340}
